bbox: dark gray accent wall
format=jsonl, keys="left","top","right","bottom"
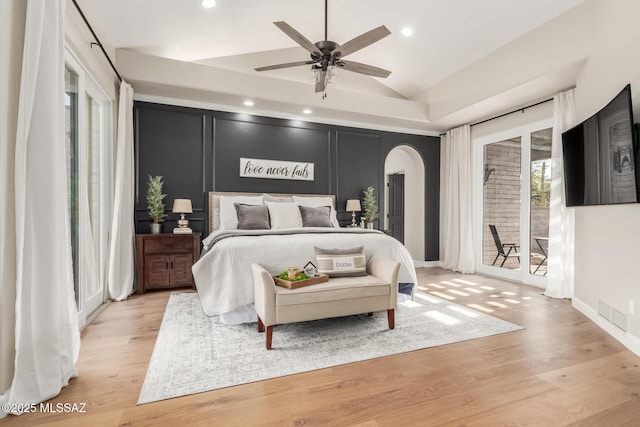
{"left": 134, "top": 101, "right": 441, "bottom": 260}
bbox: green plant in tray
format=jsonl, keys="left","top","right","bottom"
{"left": 278, "top": 271, "right": 309, "bottom": 281}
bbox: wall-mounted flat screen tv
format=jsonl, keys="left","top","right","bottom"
{"left": 561, "top": 84, "right": 638, "bottom": 207}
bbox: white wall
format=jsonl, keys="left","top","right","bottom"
{"left": 384, "top": 146, "right": 425, "bottom": 261}
{"left": 65, "top": 0, "right": 119, "bottom": 101}
{"left": 571, "top": 0, "right": 640, "bottom": 341}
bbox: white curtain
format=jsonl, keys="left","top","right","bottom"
{"left": 0, "top": 0, "right": 20, "bottom": 398}
{"left": 107, "top": 81, "right": 135, "bottom": 301}
{"left": 442, "top": 125, "right": 475, "bottom": 273}
{"left": 1, "top": 0, "right": 80, "bottom": 417}
{"left": 544, "top": 89, "right": 576, "bottom": 299}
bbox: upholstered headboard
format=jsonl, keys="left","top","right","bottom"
{"left": 208, "top": 191, "right": 336, "bottom": 232}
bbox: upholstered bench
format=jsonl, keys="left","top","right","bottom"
{"left": 251, "top": 256, "right": 401, "bottom": 350}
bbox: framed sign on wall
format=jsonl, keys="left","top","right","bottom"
{"left": 240, "top": 157, "right": 314, "bottom": 181}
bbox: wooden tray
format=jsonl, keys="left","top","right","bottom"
{"left": 273, "top": 274, "right": 329, "bottom": 290}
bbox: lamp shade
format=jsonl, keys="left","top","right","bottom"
{"left": 346, "top": 199, "right": 361, "bottom": 212}
{"left": 172, "top": 199, "right": 192, "bottom": 214}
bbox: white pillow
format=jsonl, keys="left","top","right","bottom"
{"left": 219, "top": 196, "right": 264, "bottom": 230}
{"left": 266, "top": 201, "right": 303, "bottom": 229}
{"left": 292, "top": 196, "right": 340, "bottom": 228}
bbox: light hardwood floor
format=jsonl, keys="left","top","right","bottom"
{"left": 4, "top": 268, "right": 640, "bottom": 426}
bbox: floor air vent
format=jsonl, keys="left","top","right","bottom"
{"left": 598, "top": 300, "right": 612, "bottom": 321}
{"left": 612, "top": 308, "right": 628, "bottom": 332}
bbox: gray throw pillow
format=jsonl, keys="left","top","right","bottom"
{"left": 299, "top": 205, "right": 333, "bottom": 228}
{"left": 234, "top": 204, "right": 270, "bottom": 230}
{"left": 314, "top": 246, "right": 367, "bottom": 277}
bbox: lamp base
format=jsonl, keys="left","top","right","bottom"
{"left": 177, "top": 213, "right": 189, "bottom": 229}
{"left": 351, "top": 211, "right": 357, "bottom": 227}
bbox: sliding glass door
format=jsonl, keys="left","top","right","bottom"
{"left": 65, "top": 50, "right": 112, "bottom": 326}
{"left": 475, "top": 121, "right": 552, "bottom": 287}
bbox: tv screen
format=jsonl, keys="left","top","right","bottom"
{"left": 561, "top": 84, "right": 638, "bottom": 207}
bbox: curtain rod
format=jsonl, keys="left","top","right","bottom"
{"left": 71, "top": 0, "right": 123, "bottom": 82}
{"left": 439, "top": 97, "right": 553, "bottom": 136}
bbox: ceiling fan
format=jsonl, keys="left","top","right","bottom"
{"left": 254, "top": 0, "right": 392, "bottom": 96}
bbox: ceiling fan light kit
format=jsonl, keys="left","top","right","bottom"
{"left": 255, "top": 0, "right": 392, "bottom": 98}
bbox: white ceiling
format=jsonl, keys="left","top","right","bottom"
{"left": 79, "top": 0, "right": 585, "bottom": 132}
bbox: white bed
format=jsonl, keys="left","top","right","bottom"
{"left": 192, "top": 192, "right": 418, "bottom": 318}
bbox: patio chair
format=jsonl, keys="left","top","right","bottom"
{"left": 489, "top": 224, "right": 520, "bottom": 267}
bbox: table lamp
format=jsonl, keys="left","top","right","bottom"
{"left": 172, "top": 199, "right": 193, "bottom": 229}
{"left": 346, "top": 199, "right": 361, "bottom": 227}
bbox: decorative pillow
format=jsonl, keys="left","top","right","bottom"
{"left": 234, "top": 204, "right": 270, "bottom": 230}
{"left": 219, "top": 195, "right": 264, "bottom": 230}
{"left": 292, "top": 196, "right": 340, "bottom": 228}
{"left": 299, "top": 205, "right": 332, "bottom": 228}
{"left": 266, "top": 202, "right": 303, "bottom": 229}
{"left": 314, "top": 246, "right": 367, "bottom": 277}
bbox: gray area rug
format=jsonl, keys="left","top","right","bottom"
{"left": 138, "top": 292, "right": 523, "bottom": 404}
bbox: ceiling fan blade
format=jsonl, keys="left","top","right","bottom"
{"left": 339, "top": 60, "right": 391, "bottom": 78}
{"left": 315, "top": 70, "right": 327, "bottom": 93}
{"left": 255, "top": 61, "right": 314, "bottom": 72}
{"left": 332, "top": 25, "right": 391, "bottom": 58}
{"left": 273, "top": 21, "right": 321, "bottom": 56}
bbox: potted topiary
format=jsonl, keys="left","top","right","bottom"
{"left": 146, "top": 175, "right": 168, "bottom": 234}
{"left": 361, "top": 186, "right": 378, "bottom": 229}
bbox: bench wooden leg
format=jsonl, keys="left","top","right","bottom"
{"left": 387, "top": 309, "right": 395, "bottom": 330}
{"left": 266, "top": 326, "right": 273, "bottom": 350}
{"left": 368, "top": 312, "right": 373, "bottom": 317}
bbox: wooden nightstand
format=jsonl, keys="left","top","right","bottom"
{"left": 135, "top": 233, "right": 201, "bottom": 295}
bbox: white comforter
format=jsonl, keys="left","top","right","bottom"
{"left": 192, "top": 227, "right": 418, "bottom": 316}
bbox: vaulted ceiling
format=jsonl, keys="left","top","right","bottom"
{"left": 78, "top": 0, "right": 586, "bottom": 133}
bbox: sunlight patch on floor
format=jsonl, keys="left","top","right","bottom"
{"left": 414, "top": 293, "right": 443, "bottom": 304}
{"left": 453, "top": 278, "right": 478, "bottom": 286}
{"left": 440, "top": 281, "right": 461, "bottom": 287}
{"left": 504, "top": 299, "right": 520, "bottom": 304}
{"left": 422, "top": 283, "right": 446, "bottom": 289}
{"left": 429, "top": 291, "right": 456, "bottom": 301}
{"left": 447, "top": 305, "right": 480, "bottom": 318}
{"left": 464, "top": 287, "right": 483, "bottom": 294}
{"left": 487, "top": 301, "right": 508, "bottom": 308}
{"left": 424, "top": 310, "right": 461, "bottom": 326}
{"left": 402, "top": 300, "right": 423, "bottom": 308}
{"left": 479, "top": 286, "right": 495, "bottom": 291}
{"left": 467, "top": 303, "right": 494, "bottom": 313}
{"left": 447, "top": 289, "right": 470, "bottom": 297}
{"left": 501, "top": 291, "right": 517, "bottom": 296}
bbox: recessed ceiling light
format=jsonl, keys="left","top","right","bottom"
{"left": 243, "top": 100, "right": 254, "bottom": 107}
{"left": 401, "top": 27, "right": 413, "bottom": 37}
{"left": 201, "top": 0, "right": 216, "bottom": 8}
{"left": 302, "top": 108, "right": 312, "bottom": 114}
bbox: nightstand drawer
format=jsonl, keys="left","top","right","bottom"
{"left": 144, "top": 237, "right": 194, "bottom": 254}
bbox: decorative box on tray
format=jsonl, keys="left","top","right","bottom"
{"left": 273, "top": 274, "right": 329, "bottom": 290}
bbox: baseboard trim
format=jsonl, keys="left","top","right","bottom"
{"left": 572, "top": 297, "right": 640, "bottom": 357}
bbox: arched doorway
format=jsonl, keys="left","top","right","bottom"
{"left": 384, "top": 145, "right": 425, "bottom": 262}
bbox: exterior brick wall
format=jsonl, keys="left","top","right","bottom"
{"left": 482, "top": 142, "right": 550, "bottom": 270}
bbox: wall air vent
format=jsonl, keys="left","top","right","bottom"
{"left": 612, "top": 308, "right": 628, "bottom": 332}
{"left": 598, "top": 300, "right": 612, "bottom": 321}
